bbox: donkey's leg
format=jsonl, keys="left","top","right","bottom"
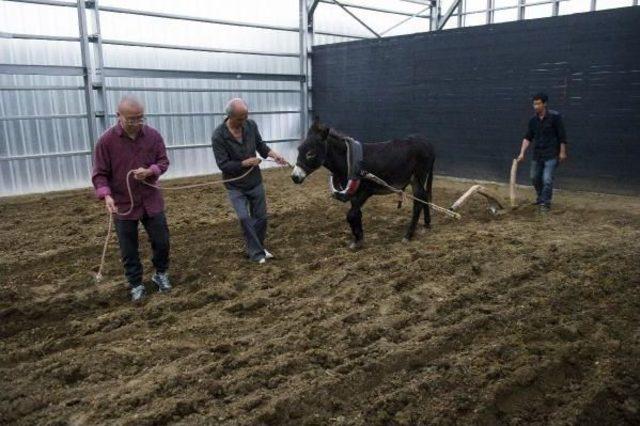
{"left": 403, "top": 182, "right": 423, "bottom": 242}
{"left": 403, "top": 172, "right": 429, "bottom": 241}
{"left": 347, "top": 191, "right": 370, "bottom": 249}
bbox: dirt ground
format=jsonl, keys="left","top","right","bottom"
{"left": 1, "top": 167, "right": 639, "bottom": 425}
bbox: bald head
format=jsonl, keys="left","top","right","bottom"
{"left": 117, "top": 95, "right": 145, "bottom": 137}
{"left": 225, "top": 98, "right": 249, "bottom": 129}
{"left": 225, "top": 98, "right": 249, "bottom": 118}
{"left": 118, "top": 95, "right": 144, "bottom": 114}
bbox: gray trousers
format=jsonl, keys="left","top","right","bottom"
{"left": 228, "top": 183, "right": 268, "bottom": 261}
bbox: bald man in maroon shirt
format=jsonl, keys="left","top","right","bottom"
{"left": 92, "top": 96, "right": 171, "bottom": 302}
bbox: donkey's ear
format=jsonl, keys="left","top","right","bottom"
{"left": 319, "top": 125, "right": 330, "bottom": 139}
{"left": 312, "top": 115, "right": 321, "bottom": 128}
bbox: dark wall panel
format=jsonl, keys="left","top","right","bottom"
{"left": 312, "top": 7, "right": 640, "bottom": 195}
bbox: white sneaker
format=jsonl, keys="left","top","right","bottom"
{"left": 257, "top": 257, "right": 266, "bottom": 264}
{"left": 264, "top": 249, "right": 275, "bottom": 260}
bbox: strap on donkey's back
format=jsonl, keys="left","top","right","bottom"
{"left": 329, "top": 136, "right": 365, "bottom": 202}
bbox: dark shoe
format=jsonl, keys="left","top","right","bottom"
{"left": 131, "top": 285, "right": 146, "bottom": 302}
{"left": 152, "top": 272, "right": 172, "bottom": 292}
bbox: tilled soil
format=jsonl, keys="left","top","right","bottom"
{"left": 1, "top": 168, "right": 639, "bottom": 425}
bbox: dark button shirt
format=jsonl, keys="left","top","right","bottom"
{"left": 91, "top": 123, "right": 170, "bottom": 220}
{"left": 211, "top": 118, "right": 271, "bottom": 190}
{"left": 524, "top": 109, "right": 568, "bottom": 161}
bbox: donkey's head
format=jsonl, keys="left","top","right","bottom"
{"left": 291, "top": 117, "right": 331, "bottom": 184}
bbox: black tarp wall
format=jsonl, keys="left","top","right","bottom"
{"left": 312, "top": 7, "right": 640, "bottom": 194}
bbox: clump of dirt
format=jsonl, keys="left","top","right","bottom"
{"left": 1, "top": 168, "right": 639, "bottom": 425}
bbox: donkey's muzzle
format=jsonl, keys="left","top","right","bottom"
{"left": 291, "top": 165, "right": 307, "bottom": 184}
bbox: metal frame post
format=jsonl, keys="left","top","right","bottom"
{"left": 299, "top": 0, "right": 310, "bottom": 138}
{"left": 552, "top": 0, "right": 560, "bottom": 16}
{"left": 487, "top": 0, "right": 494, "bottom": 24}
{"left": 590, "top": 0, "right": 596, "bottom": 11}
{"left": 76, "top": 0, "right": 99, "bottom": 149}
{"left": 518, "top": 0, "right": 525, "bottom": 20}
{"left": 429, "top": 0, "right": 440, "bottom": 30}
{"left": 85, "top": 0, "right": 109, "bottom": 134}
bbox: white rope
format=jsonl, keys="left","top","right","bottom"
{"left": 363, "top": 172, "right": 461, "bottom": 219}
{"left": 95, "top": 159, "right": 291, "bottom": 282}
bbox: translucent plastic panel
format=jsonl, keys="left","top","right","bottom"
{"left": 99, "top": 0, "right": 299, "bottom": 28}
{"left": 465, "top": 0, "right": 490, "bottom": 13}
{"left": 494, "top": 7, "right": 519, "bottom": 22}
{"left": 0, "top": 1, "right": 79, "bottom": 37}
{"left": 0, "top": 39, "right": 81, "bottom": 67}
{"left": 596, "top": 0, "right": 634, "bottom": 10}
{"left": 525, "top": 3, "right": 552, "bottom": 19}
{"left": 559, "top": 0, "right": 592, "bottom": 14}
{"left": 99, "top": 12, "right": 300, "bottom": 55}
{"left": 464, "top": 12, "right": 488, "bottom": 26}
{"left": 495, "top": 0, "right": 519, "bottom": 7}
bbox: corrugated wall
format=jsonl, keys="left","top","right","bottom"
{"left": 0, "top": 0, "right": 305, "bottom": 196}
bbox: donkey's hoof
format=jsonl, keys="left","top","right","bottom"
{"left": 349, "top": 240, "right": 364, "bottom": 250}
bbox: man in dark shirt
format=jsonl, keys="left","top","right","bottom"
{"left": 516, "top": 92, "right": 568, "bottom": 211}
{"left": 92, "top": 96, "right": 172, "bottom": 301}
{"left": 211, "top": 98, "right": 288, "bottom": 264}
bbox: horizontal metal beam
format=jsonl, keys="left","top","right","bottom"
{"left": 1, "top": 110, "right": 301, "bottom": 122}
{"left": 96, "top": 5, "right": 300, "bottom": 33}
{"left": 106, "top": 110, "right": 301, "bottom": 118}
{"left": 0, "top": 32, "right": 79, "bottom": 42}
{"left": 313, "top": 30, "right": 367, "bottom": 39}
{"left": 0, "top": 139, "right": 300, "bottom": 161}
{"left": 101, "top": 38, "right": 299, "bottom": 58}
{"left": 318, "top": 0, "right": 430, "bottom": 18}
{"left": 0, "top": 113, "right": 86, "bottom": 121}
{"left": 0, "top": 85, "right": 84, "bottom": 91}
{"left": 0, "top": 63, "right": 84, "bottom": 76}
{"left": 105, "top": 86, "right": 300, "bottom": 93}
{"left": 3, "top": 0, "right": 75, "bottom": 8}
{"left": 399, "top": 0, "right": 432, "bottom": 5}
{"left": 0, "top": 150, "right": 91, "bottom": 161}
{"left": 103, "top": 67, "right": 305, "bottom": 82}
{"left": 166, "top": 138, "right": 299, "bottom": 151}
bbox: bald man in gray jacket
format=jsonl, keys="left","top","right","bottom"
{"left": 211, "top": 98, "right": 288, "bottom": 264}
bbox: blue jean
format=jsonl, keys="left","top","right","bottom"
{"left": 530, "top": 158, "right": 558, "bottom": 207}
{"left": 227, "top": 184, "right": 268, "bottom": 261}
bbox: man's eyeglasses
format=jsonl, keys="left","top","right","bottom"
{"left": 121, "top": 117, "right": 146, "bottom": 125}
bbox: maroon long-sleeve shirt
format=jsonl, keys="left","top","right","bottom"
{"left": 91, "top": 123, "right": 170, "bottom": 220}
